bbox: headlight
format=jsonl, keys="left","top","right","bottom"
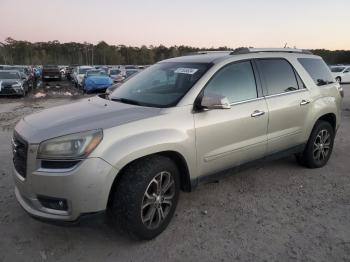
{"left": 12, "top": 83, "right": 22, "bottom": 88}
{"left": 37, "top": 129, "right": 103, "bottom": 159}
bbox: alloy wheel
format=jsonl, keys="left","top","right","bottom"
{"left": 313, "top": 129, "right": 331, "bottom": 162}
{"left": 141, "top": 171, "right": 175, "bottom": 229}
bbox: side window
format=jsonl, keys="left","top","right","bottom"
{"left": 203, "top": 61, "right": 257, "bottom": 103}
{"left": 298, "top": 58, "right": 334, "bottom": 86}
{"left": 256, "top": 59, "right": 299, "bottom": 95}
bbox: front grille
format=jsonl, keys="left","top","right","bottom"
{"left": 12, "top": 132, "right": 28, "bottom": 178}
{"left": 0, "top": 87, "right": 17, "bottom": 95}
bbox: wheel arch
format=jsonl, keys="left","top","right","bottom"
{"left": 317, "top": 113, "right": 337, "bottom": 131}
{"left": 107, "top": 150, "right": 192, "bottom": 209}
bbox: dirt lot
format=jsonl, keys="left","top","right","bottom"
{"left": 0, "top": 82, "right": 349, "bottom": 262}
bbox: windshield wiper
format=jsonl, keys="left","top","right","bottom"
{"left": 111, "top": 97, "right": 142, "bottom": 106}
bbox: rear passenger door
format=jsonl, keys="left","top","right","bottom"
{"left": 255, "top": 58, "right": 311, "bottom": 154}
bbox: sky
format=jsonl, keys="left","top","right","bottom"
{"left": 0, "top": 0, "right": 349, "bottom": 50}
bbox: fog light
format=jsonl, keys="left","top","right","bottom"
{"left": 38, "top": 195, "right": 68, "bottom": 211}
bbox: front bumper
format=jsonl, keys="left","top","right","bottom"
{"left": 13, "top": 157, "right": 118, "bottom": 221}
{"left": 43, "top": 75, "right": 60, "bottom": 79}
{"left": 0, "top": 86, "right": 24, "bottom": 95}
{"left": 84, "top": 84, "right": 112, "bottom": 92}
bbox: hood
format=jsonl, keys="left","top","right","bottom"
{"left": 0, "top": 79, "right": 22, "bottom": 86}
{"left": 16, "top": 95, "right": 162, "bottom": 143}
{"left": 86, "top": 76, "right": 112, "bottom": 85}
{"left": 0, "top": 79, "right": 21, "bottom": 83}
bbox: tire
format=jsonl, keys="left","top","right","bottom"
{"left": 296, "top": 120, "right": 335, "bottom": 168}
{"left": 336, "top": 76, "right": 341, "bottom": 83}
{"left": 108, "top": 155, "right": 180, "bottom": 240}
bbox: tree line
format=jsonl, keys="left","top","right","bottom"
{"left": 0, "top": 37, "right": 349, "bottom": 65}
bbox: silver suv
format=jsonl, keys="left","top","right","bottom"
{"left": 12, "top": 48, "right": 343, "bottom": 239}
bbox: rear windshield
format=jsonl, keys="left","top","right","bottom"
{"left": 87, "top": 70, "right": 107, "bottom": 76}
{"left": 110, "top": 69, "right": 121, "bottom": 75}
{"left": 110, "top": 62, "right": 212, "bottom": 107}
{"left": 298, "top": 58, "right": 334, "bottom": 86}
{"left": 79, "top": 68, "right": 92, "bottom": 74}
{"left": 43, "top": 65, "right": 58, "bottom": 69}
{"left": 330, "top": 67, "right": 345, "bottom": 72}
{"left": 125, "top": 70, "right": 139, "bottom": 78}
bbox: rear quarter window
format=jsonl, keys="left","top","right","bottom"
{"left": 298, "top": 58, "right": 334, "bottom": 86}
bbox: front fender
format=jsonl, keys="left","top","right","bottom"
{"left": 103, "top": 129, "right": 195, "bottom": 172}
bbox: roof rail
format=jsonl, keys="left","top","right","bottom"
{"left": 230, "top": 48, "right": 313, "bottom": 55}
{"left": 187, "top": 50, "right": 233, "bottom": 56}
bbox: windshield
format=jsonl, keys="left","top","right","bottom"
{"left": 125, "top": 70, "right": 139, "bottom": 78}
{"left": 331, "top": 66, "right": 345, "bottom": 72}
{"left": 44, "top": 65, "right": 58, "bottom": 69}
{"left": 110, "top": 62, "right": 212, "bottom": 107}
{"left": 79, "top": 68, "right": 92, "bottom": 74}
{"left": 0, "top": 71, "right": 20, "bottom": 79}
{"left": 87, "top": 70, "right": 107, "bottom": 76}
{"left": 110, "top": 69, "right": 121, "bottom": 75}
{"left": 5, "top": 66, "right": 25, "bottom": 73}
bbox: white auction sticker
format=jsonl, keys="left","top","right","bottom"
{"left": 174, "top": 68, "right": 198, "bottom": 75}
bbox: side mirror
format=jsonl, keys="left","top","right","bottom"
{"left": 201, "top": 93, "right": 231, "bottom": 110}
{"left": 344, "top": 70, "right": 349, "bottom": 73}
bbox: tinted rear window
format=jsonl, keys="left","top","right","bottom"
{"left": 256, "top": 59, "right": 299, "bottom": 95}
{"left": 330, "top": 66, "right": 345, "bottom": 73}
{"left": 298, "top": 58, "right": 334, "bottom": 86}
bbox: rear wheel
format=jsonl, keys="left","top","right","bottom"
{"left": 296, "top": 120, "right": 335, "bottom": 168}
{"left": 108, "top": 155, "right": 180, "bottom": 240}
{"left": 336, "top": 76, "right": 341, "bottom": 83}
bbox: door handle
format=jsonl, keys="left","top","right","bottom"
{"left": 300, "top": 100, "right": 310, "bottom": 106}
{"left": 251, "top": 110, "right": 265, "bottom": 117}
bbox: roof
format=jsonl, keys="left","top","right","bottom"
{"left": 161, "top": 53, "right": 230, "bottom": 64}
{"left": 0, "top": 70, "right": 21, "bottom": 73}
{"left": 160, "top": 48, "right": 317, "bottom": 64}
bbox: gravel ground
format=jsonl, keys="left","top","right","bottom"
{"left": 0, "top": 83, "right": 349, "bottom": 262}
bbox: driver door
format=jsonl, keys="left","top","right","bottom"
{"left": 194, "top": 60, "right": 268, "bottom": 177}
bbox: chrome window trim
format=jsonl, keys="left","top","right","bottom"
{"left": 227, "top": 89, "right": 309, "bottom": 106}
{"left": 263, "top": 88, "right": 308, "bottom": 99}
{"left": 229, "top": 96, "right": 265, "bottom": 106}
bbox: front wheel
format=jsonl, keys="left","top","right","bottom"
{"left": 108, "top": 155, "right": 180, "bottom": 240}
{"left": 296, "top": 120, "right": 335, "bottom": 168}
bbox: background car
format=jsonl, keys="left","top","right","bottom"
{"left": 42, "top": 65, "right": 61, "bottom": 81}
{"left": 73, "top": 66, "right": 94, "bottom": 87}
{"left": 0, "top": 70, "right": 28, "bottom": 96}
{"left": 108, "top": 68, "right": 125, "bottom": 83}
{"left": 3, "top": 65, "right": 34, "bottom": 89}
{"left": 82, "top": 69, "right": 113, "bottom": 93}
{"left": 105, "top": 69, "right": 139, "bottom": 95}
{"left": 330, "top": 65, "right": 350, "bottom": 83}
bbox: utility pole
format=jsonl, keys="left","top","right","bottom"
{"left": 91, "top": 45, "right": 94, "bottom": 65}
